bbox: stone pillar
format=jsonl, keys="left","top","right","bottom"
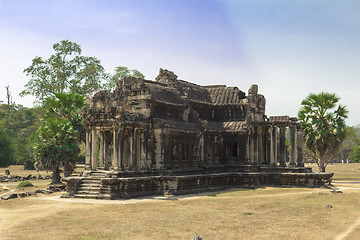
{"left": 296, "top": 127, "right": 304, "bottom": 167}
{"left": 133, "top": 128, "right": 139, "bottom": 169}
{"left": 289, "top": 126, "right": 296, "bottom": 166}
{"left": 98, "top": 131, "right": 104, "bottom": 169}
{"left": 140, "top": 132, "right": 146, "bottom": 169}
{"left": 249, "top": 129, "right": 255, "bottom": 163}
{"left": 253, "top": 127, "right": 258, "bottom": 164}
{"left": 85, "top": 130, "right": 91, "bottom": 170}
{"left": 91, "top": 129, "right": 97, "bottom": 170}
{"left": 199, "top": 134, "right": 204, "bottom": 163}
{"left": 129, "top": 129, "right": 134, "bottom": 169}
{"left": 112, "top": 128, "right": 118, "bottom": 170}
{"left": 118, "top": 128, "right": 123, "bottom": 170}
{"left": 104, "top": 133, "right": 110, "bottom": 170}
{"left": 246, "top": 130, "right": 250, "bottom": 162}
{"left": 258, "top": 127, "right": 263, "bottom": 164}
{"left": 265, "top": 127, "right": 271, "bottom": 164}
{"left": 270, "top": 126, "right": 277, "bottom": 166}
{"left": 279, "top": 126, "right": 286, "bottom": 167}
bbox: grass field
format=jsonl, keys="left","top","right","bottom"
{"left": 1, "top": 163, "right": 360, "bottom": 240}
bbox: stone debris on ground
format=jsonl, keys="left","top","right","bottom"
{"left": 0, "top": 174, "right": 52, "bottom": 183}
{"left": 0, "top": 185, "right": 66, "bottom": 200}
{"left": 192, "top": 233, "right": 203, "bottom": 240}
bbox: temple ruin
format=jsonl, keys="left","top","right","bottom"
{"left": 63, "top": 69, "right": 333, "bottom": 199}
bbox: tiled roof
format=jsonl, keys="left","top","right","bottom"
{"left": 145, "top": 82, "right": 184, "bottom": 105}
{"left": 223, "top": 121, "right": 247, "bottom": 132}
{"left": 204, "top": 86, "right": 246, "bottom": 105}
{"left": 204, "top": 121, "right": 247, "bottom": 133}
{"left": 268, "top": 116, "right": 289, "bottom": 123}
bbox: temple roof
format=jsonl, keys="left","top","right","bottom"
{"left": 204, "top": 85, "right": 246, "bottom": 105}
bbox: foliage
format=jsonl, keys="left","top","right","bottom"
{"left": 34, "top": 117, "right": 79, "bottom": 170}
{"left": 43, "top": 92, "right": 86, "bottom": 141}
{"left": 21, "top": 40, "right": 108, "bottom": 103}
{"left": 104, "top": 65, "right": 145, "bottom": 90}
{"left": 298, "top": 92, "right": 348, "bottom": 172}
{"left": 347, "top": 126, "right": 360, "bottom": 162}
{"left": 0, "top": 127, "right": 13, "bottom": 167}
{"left": 349, "top": 145, "right": 360, "bottom": 162}
{"left": 0, "top": 104, "right": 42, "bottom": 167}
{"left": 34, "top": 93, "right": 85, "bottom": 184}
{"left": 17, "top": 180, "right": 34, "bottom": 188}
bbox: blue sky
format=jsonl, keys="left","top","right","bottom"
{"left": 0, "top": 0, "right": 359, "bottom": 125}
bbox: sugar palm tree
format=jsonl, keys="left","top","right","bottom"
{"left": 298, "top": 92, "right": 348, "bottom": 172}
{"left": 34, "top": 92, "right": 85, "bottom": 184}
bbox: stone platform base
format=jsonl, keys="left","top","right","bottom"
{"left": 62, "top": 169, "right": 334, "bottom": 200}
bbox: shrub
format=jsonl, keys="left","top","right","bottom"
{"left": 243, "top": 212, "right": 255, "bottom": 215}
{"left": 17, "top": 181, "right": 34, "bottom": 188}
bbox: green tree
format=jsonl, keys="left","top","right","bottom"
{"left": 349, "top": 145, "right": 360, "bottom": 162}
{"left": 0, "top": 104, "right": 43, "bottom": 168}
{"left": 34, "top": 92, "right": 85, "bottom": 184}
{"left": 0, "top": 126, "right": 13, "bottom": 167}
{"left": 104, "top": 66, "right": 145, "bottom": 90}
{"left": 21, "top": 40, "right": 108, "bottom": 102}
{"left": 348, "top": 126, "right": 360, "bottom": 162}
{"left": 34, "top": 117, "right": 79, "bottom": 184}
{"left": 298, "top": 92, "right": 348, "bottom": 172}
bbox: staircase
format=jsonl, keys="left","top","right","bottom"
{"left": 73, "top": 171, "right": 111, "bottom": 199}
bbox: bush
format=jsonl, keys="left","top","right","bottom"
{"left": 17, "top": 181, "right": 34, "bottom": 188}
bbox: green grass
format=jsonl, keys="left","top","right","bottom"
{"left": 17, "top": 181, "right": 34, "bottom": 188}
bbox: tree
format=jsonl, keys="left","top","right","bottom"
{"left": 34, "top": 117, "right": 79, "bottom": 184}
{"left": 104, "top": 66, "right": 145, "bottom": 90}
{"left": 298, "top": 92, "right": 348, "bottom": 172}
{"left": 0, "top": 127, "right": 13, "bottom": 167}
{"left": 21, "top": 40, "right": 108, "bottom": 102}
{"left": 347, "top": 126, "right": 360, "bottom": 163}
{"left": 0, "top": 104, "right": 43, "bottom": 168}
{"left": 34, "top": 92, "right": 85, "bottom": 184}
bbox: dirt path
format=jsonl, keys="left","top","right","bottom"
{"left": 334, "top": 215, "right": 360, "bottom": 240}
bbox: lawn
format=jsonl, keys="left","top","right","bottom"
{"left": 0, "top": 163, "right": 359, "bottom": 240}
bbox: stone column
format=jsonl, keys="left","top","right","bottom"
{"left": 129, "top": 129, "right": 134, "bottom": 169}
{"left": 258, "top": 127, "right": 263, "bottom": 164}
{"left": 199, "top": 134, "right": 204, "bottom": 163}
{"left": 85, "top": 129, "right": 91, "bottom": 170}
{"left": 112, "top": 128, "right": 118, "bottom": 170}
{"left": 118, "top": 128, "right": 123, "bottom": 170}
{"left": 91, "top": 129, "right": 97, "bottom": 170}
{"left": 253, "top": 127, "right": 258, "bottom": 164}
{"left": 248, "top": 128, "right": 254, "bottom": 163}
{"left": 246, "top": 131, "right": 250, "bottom": 162}
{"left": 104, "top": 133, "right": 110, "bottom": 170}
{"left": 270, "top": 126, "right": 277, "bottom": 166}
{"left": 289, "top": 126, "right": 296, "bottom": 166}
{"left": 98, "top": 132, "right": 104, "bottom": 169}
{"left": 265, "top": 127, "right": 271, "bottom": 164}
{"left": 296, "top": 127, "right": 304, "bottom": 167}
{"left": 279, "top": 126, "right": 286, "bottom": 167}
{"left": 133, "top": 128, "right": 139, "bottom": 169}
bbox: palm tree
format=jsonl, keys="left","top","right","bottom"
{"left": 34, "top": 92, "right": 85, "bottom": 184}
{"left": 298, "top": 92, "right": 348, "bottom": 172}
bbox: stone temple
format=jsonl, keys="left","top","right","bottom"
{"left": 63, "top": 69, "right": 333, "bottom": 199}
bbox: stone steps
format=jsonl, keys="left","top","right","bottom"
{"left": 73, "top": 193, "right": 111, "bottom": 199}
{"left": 73, "top": 171, "right": 108, "bottom": 199}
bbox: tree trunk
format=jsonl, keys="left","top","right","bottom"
{"left": 318, "top": 151, "right": 326, "bottom": 172}
{"left": 51, "top": 166, "right": 61, "bottom": 184}
{"left": 63, "top": 163, "right": 73, "bottom": 177}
